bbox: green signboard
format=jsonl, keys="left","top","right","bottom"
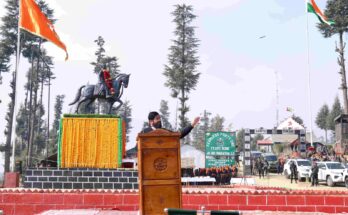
{"left": 205, "top": 132, "right": 236, "bottom": 167}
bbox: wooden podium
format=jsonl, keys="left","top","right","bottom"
{"left": 137, "top": 129, "right": 182, "bottom": 215}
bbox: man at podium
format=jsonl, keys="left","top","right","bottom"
{"left": 142, "top": 111, "right": 200, "bottom": 138}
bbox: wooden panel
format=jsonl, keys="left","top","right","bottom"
{"left": 142, "top": 179, "right": 180, "bottom": 186}
{"left": 142, "top": 185, "right": 181, "bottom": 215}
{"left": 137, "top": 129, "right": 182, "bottom": 215}
{"left": 141, "top": 137, "right": 179, "bottom": 148}
{"left": 141, "top": 148, "right": 179, "bottom": 180}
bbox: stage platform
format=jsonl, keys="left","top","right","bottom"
{"left": 1, "top": 186, "right": 348, "bottom": 214}
{"left": 37, "top": 209, "right": 345, "bottom": 215}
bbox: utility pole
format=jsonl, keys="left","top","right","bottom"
{"left": 275, "top": 71, "right": 279, "bottom": 127}
{"left": 46, "top": 66, "right": 51, "bottom": 162}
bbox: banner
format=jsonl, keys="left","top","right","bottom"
{"left": 205, "top": 132, "right": 236, "bottom": 167}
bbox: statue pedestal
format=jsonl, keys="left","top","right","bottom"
{"left": 58, "top": 115, "right": 125, "bottom": 168}
{"left": 137, "top": 129, "right": 182, "bottom": 215}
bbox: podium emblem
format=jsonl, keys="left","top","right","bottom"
{"left": 154, "top": 157, "right": 167, "bottom": 171}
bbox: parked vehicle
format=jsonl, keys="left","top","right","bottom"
{"left": 311, "top": 161, "right": 345, "bottom": 187}
{"left": 261, "top": 153, "right": 278, "bottom": 173}
{"left": 251, "top": 151, "right": 262, "bottom": 159}
{"left": 344, "top": 164, "right": 348, "bottom": 188}
{"left": 283, "top": 159, "right": 311, "bottom": 181}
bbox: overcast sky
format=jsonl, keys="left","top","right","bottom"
{"left": 0, "top": 0, "right": 345, "bottom": 166}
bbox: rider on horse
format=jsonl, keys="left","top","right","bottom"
{"left": 99, "top": 65, "right": 115, "bottom": 98}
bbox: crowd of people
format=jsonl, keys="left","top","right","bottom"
{"left": 251, "top": 157, "right": 270, "bottom": 178}
{"left": 193, "top": 165, "right": 239, "bottom": 185}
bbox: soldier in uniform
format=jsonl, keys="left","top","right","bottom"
{"left": 99, "top": 65, "right": 115, "bottom": 98}
{"left": 290, "top": 161, "right": 298, "bottom": 183}
{"left": 311, "top": 162, "right": 319, "bottom": 186}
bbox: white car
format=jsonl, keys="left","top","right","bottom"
{"left": 283, "top": 159, "right": 311, "bottom": 181}
{"left": 343, "top": 164, "right": 348, "bottom": 188}
{"left": 312, "top": 161, "right": 345, "bottom": 187}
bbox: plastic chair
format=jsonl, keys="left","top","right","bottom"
{"left": 210, "top": 210, "right": 241, "bottom": 215}
{"left": 164, "top": 208, "right": 197, "bottom": 215}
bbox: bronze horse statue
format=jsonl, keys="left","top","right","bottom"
{"left": 69, "top": 73, "right": 130, "bottom": 114}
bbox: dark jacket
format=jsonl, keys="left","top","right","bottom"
{"left": 141, "top": 125, "right": 194, "bottom": 139}
{"left": 311, "top": 165, "right": 319, "bottom": 175}
{"left": 290, "top": 162, "right": 297, "bottom": 173}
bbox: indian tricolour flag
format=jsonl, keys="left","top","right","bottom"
{"left": 307, "top": 0, "right": 335, "bottom": 26}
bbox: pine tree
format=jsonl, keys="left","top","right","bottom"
{"left": 49, "top": 95, "right": 65, "bottom": 155}
{"left": 90, "top": 36, "right": 121, "bottom": 114}
{"left": 118, "top": 100, "right": 132, "bottom": 143}
{"left": 0, "top": 41, "right": 11, "bottom": 78}
{"left": 209, "top": 114, "right": 225, "bottom": 132}
{"left": 0, "top": 0, "right": 56, "bottom": 170}
{"left": 91, "top": 36, "right": 106, "bottom": 74}
{"left": 15, "top": 104, "right": 29, "bottom": 156}
{"left": 33, "top": 102, "right": 47, "bottom": 158}
{"left": 163, "top": 4, "right": 200, "bottom": 130}
{"left": 236, "top": 129, "right": 245, "bottom": 152}
{"left": 0, "top": 0, "right": 21, "bottom": 172}
{"left": 292, "top": 114, "right": 304, "bottom": 126}
{"left": 1, "top": 75, "right": 15, "bottom": 172}
{"left": 159, "top": 100, "right": 173, "bottom": 130}
{"left": 191, "top": 110, "right": 211, "bottom": 151}
{"left": 315, "top": 103, "right": 330, "bottom": 144}
{"left": 327, "top": 96, "right": 343, "bottom": 131}
{"left": 318, "top": 0, "right": 348, "bottom": 113}
{"left": 91, "top": 36, "right": 120, "bottom": 77}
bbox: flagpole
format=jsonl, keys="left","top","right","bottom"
{"left": 10, "top": 0, "right": 22, "bottom": 172}
{"left": 305, "top": 0, "right": 314, "bottom": 148}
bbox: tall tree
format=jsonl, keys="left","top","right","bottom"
{"left": 315, "top": 103, "right": 330, "bottom": 144}
{"left": 49, "top": 95, "right": 65, "bottom": 155}
{"left": 90, "top": 36, "right": 121, "bottom": 114}
{"left": 191, "top": 110, "right": 211, "bottom": 151}
{"left": 0, "top": 41, "right": 11, "bottom": 80}
{"left": 163, "top": 4, "right": 200, "bottom": 130}
{"left": 0, "top": 0, "right": 21, "bottom": 172}
{"left": 318, "top": 0, "right": 348, "bottom": 113}
{"left": 236, "top": 129, "right": 245, "bottom": 152}
{"left": 91, "top": 36, "right": 106, "bottom": 74}
{"left": 118, "top": 100, "right": 132, "bottom": 143}
{"left": 1, "top": 76, "right": 15, "bottom": 172}
{"left": 159, "top": 100, "right": 173, "bottom": 130}
{"left": 291, "top": 114, "right": 304, "bottom": 126}
{"left": 15, "top": 104, "right": 29, "bottom": 156}
{"left": 209, "top": 114, "right": 225, "bottom": 132}
{"left": 90, "top": 36, "right": 120, "bottom": 77}
{"left": 0, "top": 0, "right": 56, "bottom": 170}
{"left": 33, "top": 103, "right": 47, "bottom": 158}
{"left": 327, "top": 96, "right": 343, "bottom": 131}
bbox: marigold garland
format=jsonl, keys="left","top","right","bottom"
{"left": 59, "top": 117, "right": 123, "bottom": 168}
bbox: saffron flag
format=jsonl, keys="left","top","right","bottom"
{"left": 19, "top": 0, "right": 68, "bottom": 60}
{"left": 307, "top": 0, "right": 334, "bottom": 26}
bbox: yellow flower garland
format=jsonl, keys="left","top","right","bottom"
{"left": 60, "top": 118, "right": 121, "bottom": 168}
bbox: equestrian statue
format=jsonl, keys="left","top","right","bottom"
{"left": 69, "top": 65, "right": 130, "bottom": 114}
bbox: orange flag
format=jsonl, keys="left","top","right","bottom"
{"left": 19, "top": 0, "right": 68, "bottom": 60}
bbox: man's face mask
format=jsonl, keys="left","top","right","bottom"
{"left": 153, "top": 120, "right": 162, "bottom": 129}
